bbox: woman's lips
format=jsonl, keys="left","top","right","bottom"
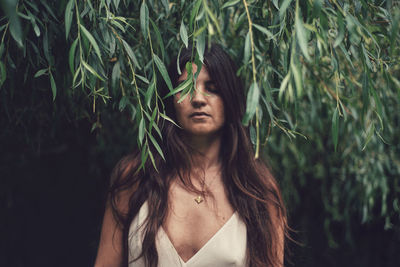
{"left": 190, "top": 112, "right": 209, "bottom": 118}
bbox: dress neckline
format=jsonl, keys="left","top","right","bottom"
{"left": 160, "top": 211, "right": 238, "bottom": 265}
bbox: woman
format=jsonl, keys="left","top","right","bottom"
{"left": 95, "top": 44, "right": 288, "bottom": 267}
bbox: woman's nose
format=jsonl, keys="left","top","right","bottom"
{"left": 191, "top": 87, "right": 207, "bottom": 107}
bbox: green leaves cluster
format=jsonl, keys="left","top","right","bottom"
{"left": 1, "top": 0, "right": 399, "bottom": 247}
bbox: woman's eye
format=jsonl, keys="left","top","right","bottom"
{"left": 206, "top": 87, "right": 218, "bottom": 94}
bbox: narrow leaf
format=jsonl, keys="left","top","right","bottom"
{"left": 332, "top": 108, "right": 339, "bottom": 151}
{"left": 253, "top": 24, "right": 274, "bottom": 40}
{"left": 196, "top": 31, "right": 206, "bottom": 63}
{"left": 150, "top": 19, "right": 165, "bottom": 60}
{"left": 291, "top": 61, "right": 303, "bottom": 97}
{"left": 371, "top": 87, "right": 383, "bottom": 119}
{"left": 65, "top": 0, "right": 74, "bottom": 40}
{"left": 159, "top": 112, "right": 180, "bottom": 127}
{"left": 279, "top": 0, "right": 294, "bottom": 19}
{"left": 243, "top": 32, "right": 250, "bottom": 64}
{"left": 295, "top": 3, "right": 310, "bottom": 61}
{"left": 34, "top": 68, "right": 48, "bottom": 78}
{"left": 138, "top": 117, "right": 145, "bottom": 145}
{"left": 111, "top": 61, "right": 121, "bottom": 88}
{"left": 80, "top": 24, "right": 102, "bottom": 61}
{"left": 190, "top": 0, "right": 202, "bottom": 31}
{"left": 180, "top": 21, "right": 189, "bottom": 48}
{"left": 122, "top": 39, "right": 140, "bottom": 69}
{"left": 69, "top": 38, "right": 78, "bottom": 74}
{"left": 164, "top": 76, "right": 192, "bottom": 98}
{"left": 49, "top": 71, "right": 57, "bottom": 101}
{"left": 82, "top": 61, "right": 105, "bottom": 81}
{"left": 153, "top": 54, "right": 173, "bottom": 91}
{"left": 243, "top": 82, "right": 260, "bottom": 126}
{"left": 148, "top": 147, "right": 158, "bottom": 171}
{"left": 145, "top": 81, "right": 156, "bottom": 108}
{"left": 140, "top": 2, "right": 149, "bottom": 40}
{"left": 279, "top": 72, "right": 291, "bottom": 100}
{"left": 0, "top": 61, "right": 6, "bottom": 88}
{"left": 149, "top": 133, "right": 165, "bottom": 160}
{"left": 119, "top": 95, "right": 129, "bottom": 111}
{"left": 362, "top": 124, "right": 375, "bottom": 151}
{"left": 221, "top": 0, "right": 240, "bottom": 9}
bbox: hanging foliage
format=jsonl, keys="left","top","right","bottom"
{"left": 1, "top": 0, "right": 399, "bottom": 248}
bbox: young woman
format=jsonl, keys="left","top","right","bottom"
{"left": 95, "top": 44, "right": 288, "bottom": 267}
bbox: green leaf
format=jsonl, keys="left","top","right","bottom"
{"left": 49, "top": 71, "right": 57, "bottom": 101}
{"left": 149, "top": 132, "right": 165, "bottom": 160}
{"left": 145, "top": 81, "right": 156, "bottom": 108}
{"left": 122, "top": 39, "right": 140, "bottom": 69}
{"left": 26, "top": 9, "right": 40, "bottom": 37}
{"left": 81, "top": 60, "right": 105, "bottom": 81}
{"left": 243, "top": 32, "right": 250, "bottom": 64}
{"left": 291, "top": 60, "right": 303, "bottom": 97}
{"left": 8, "top": 10, "right": 23, "bottom": 47}
{"left": 180, "top": 21, "right": 189, "bottom": 48}
{"left": 332, "top": 107, "right": 339, "bottom": 151}
{"left": 113, "top": 0, "right": 121, "bottom": 9}
{"left": 196, "top": 30, "right": 206, "bottom": 63}
{"left": 69, "top": 38, "right": 78, "bottom": 74}
{"left": 65, "top": 0, "right": 74, "bottom": 40}
{"left": 362, "top": 124, "right": 375, "bottom": 151}
{"left": 34, "top": 68, "right": 48, "bottom": 78}
{"left": 279, "top": 72, "right": 291, "bottom": 100}
{"left": 140, "top": 1, "right": 149, "bottom": 40}
{"left": 135, "top": 74, "right": 149, "bottom": 84}
{"left": 221, "top": 0, "right": 240, "bottom": 9}
{"left": 148, "top": 108, "right": 157, "bottom": 132}
{"left": 138, "top": 117, "right": 145, "bottom": 145}
{"left": 279, "top": 0, "right": 294, "bottom": 19}
{"left": 243, "top": 82, "right": 260, "bottom": 126}
{"left": 80, "top": 24, "right": 102, "bottom": 62}
{"left": 159, "top": 112, "right": 180, "bottom": 127}
{"left": 333, "top": 12, "right": 344, "bottom": 48}
{"left": 153, "top": 54, "right": 173, "bottom": 91}
{"left": 148, "top": 147, "right": 158, "bottom": 171}
{"left": 139, "top": 144, "right": 149, "bottom": 170}
{"left": 149, "top": 18, "right": 165, "bottom": 60}
{"left": 119, "top": 95, "right": 129, "bottom": 111}
{"left": 253, "top": 23, "right": 274, "bottom": 40}
{"left": 111, "top": 61, "right": 121, "bottom": 88}
{"left": 371, "top": 87, "right": 383, "bottom": 119}
{"left": 161, "top": 0, "right": 169, "bottom": 13}
{"left": 190, "top": 0, "right": 202, "bottom": 31}
{"left": 0, "top": 61, "right": 6, "bottom": 88}
{"left": 164, "top": 75, "right": 192, "bottom": 99}
{"left": 295, "top": 2, "right": 310, "bottom": 61}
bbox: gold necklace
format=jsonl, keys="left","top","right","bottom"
{"left": 194, "top": 171, "right": 219, "bottom": 204}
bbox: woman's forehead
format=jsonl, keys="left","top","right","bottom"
{"left": 178, "top": 63, "right": 211, "bottom": 82}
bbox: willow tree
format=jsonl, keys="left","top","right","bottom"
{"left": 1, "top": 0, "right": 399, "bottom": 251}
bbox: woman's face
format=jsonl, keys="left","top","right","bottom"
{"left": 173, "top": 64, "right": 225, "bottom": 138}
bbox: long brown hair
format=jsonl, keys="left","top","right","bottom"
{"left": 109, "top": 44, "right": 289, "bottom": 267}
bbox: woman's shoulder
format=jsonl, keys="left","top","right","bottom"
{"left": 110, "top": 152, "right": 143, "bottom": 184}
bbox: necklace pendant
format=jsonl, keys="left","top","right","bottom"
{"left": 194, "top": 196, "right": 204, "bottom": 204}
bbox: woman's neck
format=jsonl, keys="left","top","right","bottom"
{"left": 184, "top": 132, "right": 222, "bottom": 172}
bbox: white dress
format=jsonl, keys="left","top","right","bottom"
{"left": 128, "top": 201, "right": 248, "bottom": 267}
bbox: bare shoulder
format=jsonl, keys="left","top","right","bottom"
{"left": 94, "top": 153, "right": 142, "bottom": 267}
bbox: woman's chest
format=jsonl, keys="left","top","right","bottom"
{"left": 128, "top": 201, "right": 248, "bottom": 267}
{"left": 162, "top": 181, "right": 235, "bottom": 262}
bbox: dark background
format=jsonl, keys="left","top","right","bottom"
{"left": 1, "top": 0, "right": 399, "bottom": 266}
{"left": 1, "top": 100, "right": 399, "bottom": 267}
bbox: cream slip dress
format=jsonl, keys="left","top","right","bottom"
{"left": 128, "top": 201, "right": 248, "bottom": 267}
